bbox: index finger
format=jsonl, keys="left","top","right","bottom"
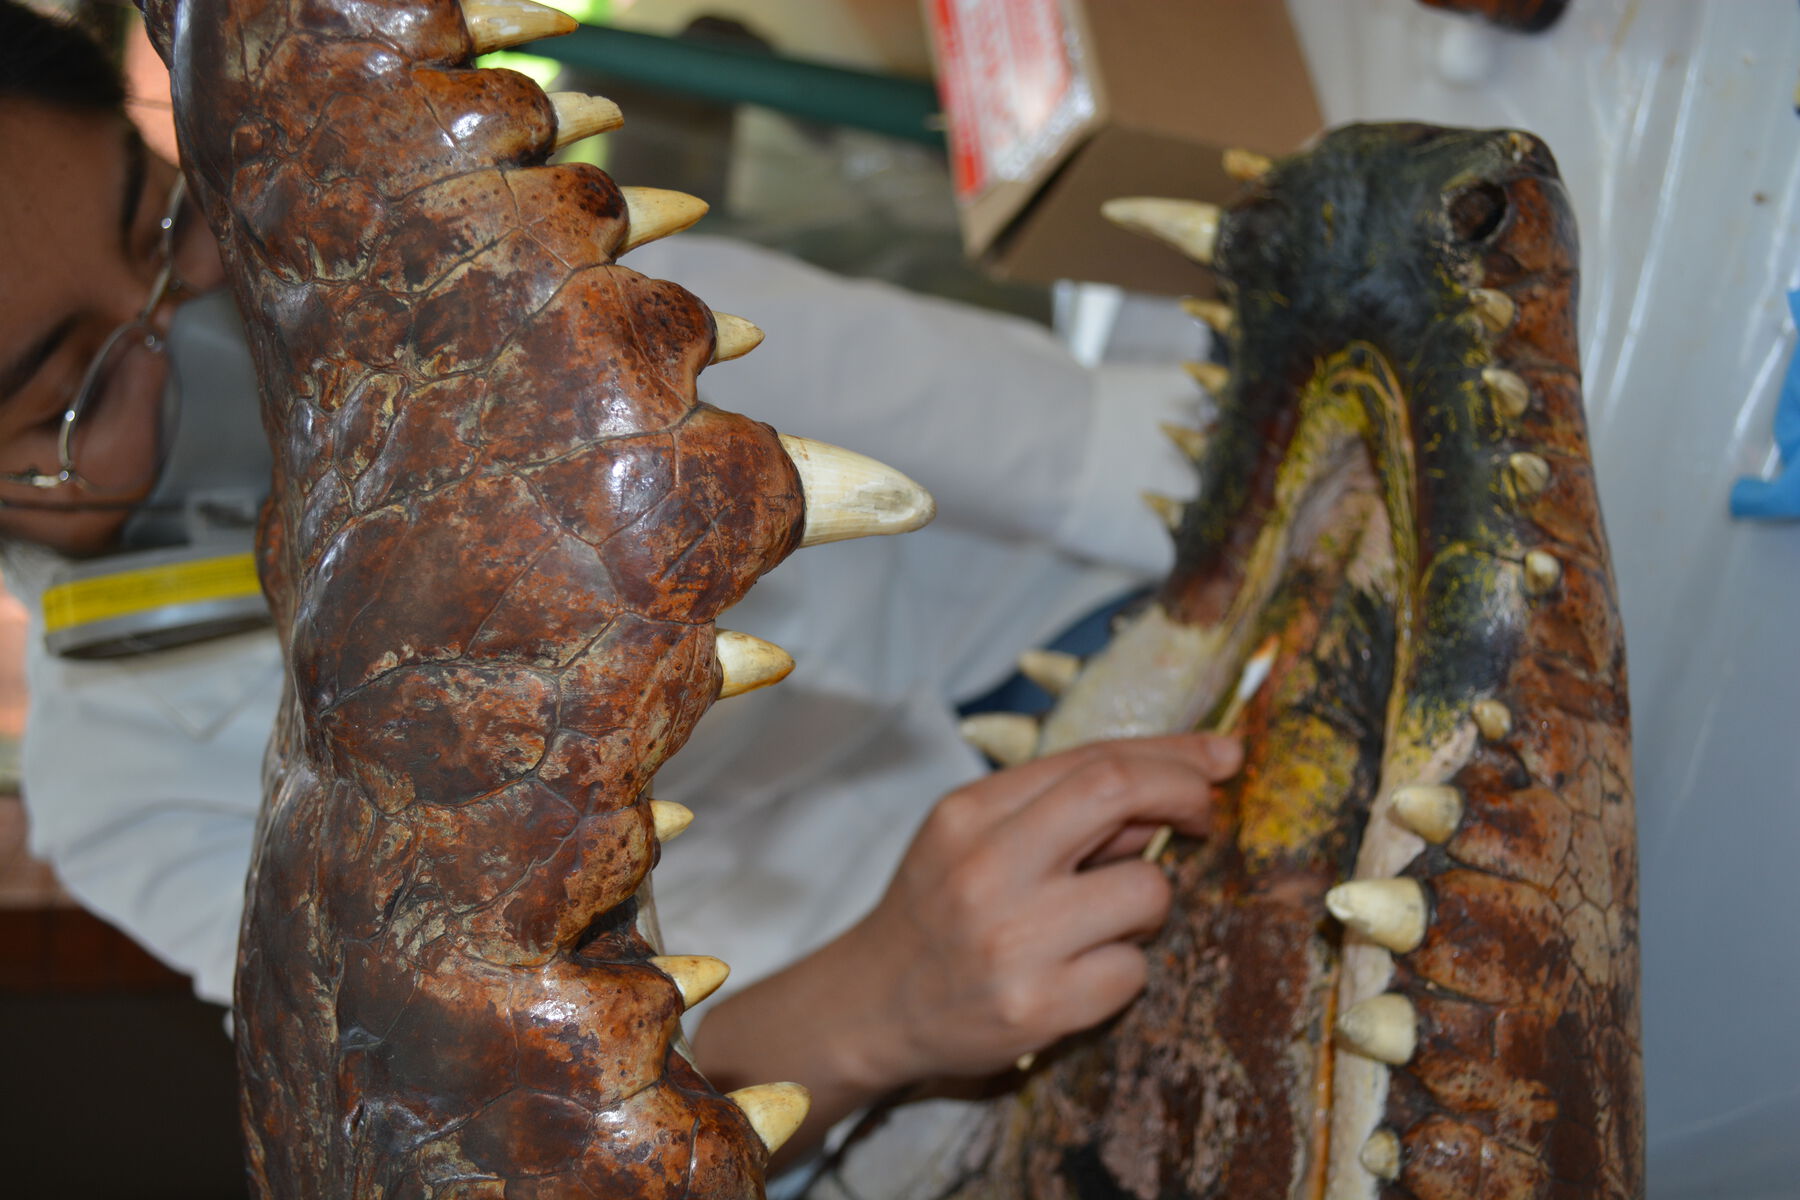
{"left": 993, "top": 739, "right": 1237, "bottom": 878}
{"left": 984, "top": 732, "right": 1242, "bottom": 809}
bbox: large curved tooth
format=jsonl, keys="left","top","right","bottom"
{"left": 1325, "top": 878, "right": 1428, "bottom": 953}
{"left": 1160, "top": 421, "right": 1209, "bottom": 462}
{"left": 716, "top": 630, "right": 794, "bottom": 698}
{"left": 777, "top": 435, "right": 935, "bottom": 547}
{"left": 463, "top": 0, "right": 577, "bottom": 55}
{"left": 1182, "top": 361, "right": 1230, "bottom": 394}
{"left": 1336, "top": 993, "right": 1417, "bottom": 1064}
{"left": 620, "top": 186, "right": 708, "bottom": 251}
{"left": 1018, "top": 649, "right": 1081, "bottom": 695}
{"left": 1470, "top": 287, "right": 1517, "bottom": 333}
{"left": 1222, "top": 147, "right": 1273, "bottom": 182}
{"left": 650, "top": 798, "right": 694, "bottom": 843}
{"left": 1142, "top": 491, "right": 1185, "bottom": 533}
{"left": 1180, "top": 297, "right": 1235, "bottom": 336}
{"left": 1389, "top": 785, "right": 1463, "bottom": 844}
{"left": 709, "top": 311, "right": 764, "bottom": 363}
{"left": 1472, "top": 697, "right": 1513, "bottom": 741}
{"left": 1483, "top": 366, "right": 1531, "bottom": 419}
{"left": 728, "top": 1082, "right": 812, "bottom": 1156}
{"left": 1360, "top": 1128, "right": 1402, "bottom": 1181}
{"left": 1523, "top": 548, "right": 1562, "bottom": 595}
{"left": 1100, "top": 197, "right": 1222, "bottom": 265}
{"left": 1508, "top": 451, "right": 1552, "bottom": 498}
{"left": 647, "top": 954, "right": 730, "bottom": 1009}
{"left": 959, "top": 713, "right": 1039, "bottom": 767}
{"left": 549, "top": 92, "right": 623, "bottom": 150}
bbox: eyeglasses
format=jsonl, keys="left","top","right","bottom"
{"left": 0, "top": 174, "right": 194, "bottom": 507}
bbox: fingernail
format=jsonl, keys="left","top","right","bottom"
{"left": 1208, "top": 736, "right": 1244, "bottom": 776}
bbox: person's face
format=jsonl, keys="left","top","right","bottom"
{"left": 0, "top": 99, "right": 223, "bottom": 556}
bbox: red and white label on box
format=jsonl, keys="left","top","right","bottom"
{"left": 929, "top": 0, "right": 1095, "bottom": 200}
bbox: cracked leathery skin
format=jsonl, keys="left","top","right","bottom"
{"left": 134, "top": 0, "right": 915, "bottom": 1193}
{"left": 935, "top": 126, "right": 1641, "bottom": 1198}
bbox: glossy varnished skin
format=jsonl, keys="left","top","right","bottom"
{"left": 144, "top": 0, "right": 800, "bottom": 1193}
{"left": 941, "top": 126, "right": 1640, "bottom": 1199}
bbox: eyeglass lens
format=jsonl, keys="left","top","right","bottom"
{"left": 65, "top": 327, "right": 180, "bottom": 494}
{"left": 61, "top": 181, "right": 197, "bottom": 496}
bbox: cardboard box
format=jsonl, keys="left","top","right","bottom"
{"left": 926, "top": 0, "right": 1323, "bottom": 294}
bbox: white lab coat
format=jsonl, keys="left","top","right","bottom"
{"left": 9, "top": 234, "right": 1200, "bottom": 1016}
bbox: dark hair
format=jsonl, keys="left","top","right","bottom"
{"left": 0, "top": 0, "right": 126, "bottom": 113}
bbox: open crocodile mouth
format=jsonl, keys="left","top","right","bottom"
{"left": 936, "top": 125, "right": 1643, "bottom": 1200}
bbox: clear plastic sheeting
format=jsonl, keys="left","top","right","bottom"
{"left": 1284, "top": 1, "right": 1800, "bottom": 1193}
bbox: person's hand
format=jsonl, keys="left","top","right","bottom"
{"left": 827, "top": 732, "right": 1241, "bottom": 1089}
{"left": 690, "top": 732, "right": 1240, "bottom": 1161}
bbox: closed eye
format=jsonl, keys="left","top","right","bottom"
{"left": 0, "top": 316, "right": 78, "bottom": 412}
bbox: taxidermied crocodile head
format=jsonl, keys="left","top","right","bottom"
{"left": 141, "top": 0, "right": 935, "bottom": 1192}
{"left": 937, "top": 123, "right": 1642, "bottom": 1200}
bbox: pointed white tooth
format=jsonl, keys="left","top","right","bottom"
{"left": 1360, "top": 1128, "right": 1401, "bottom": 1181}
{"left": 1160, "top": 421, "right": 1209, "bottom": 462}
{"left": 619, "top": 186, "right": 708, "bottom": 251}
{"left": 1336, "top": 993, "right": 1417, "bottom": 1065}
{"left": 463, "top": 0, "right": 577, "bottom": 55}
{"left": 1101, "top": 197, "right": 1222, "bottom": 265}
{"left": 1180, "top": 297, "right": 1235, "bottom": 335}
{"left": 959, "top": 713, "right": 1039, "bottom": 767}
{"left": 647, "top": 954, "right": 730, "bottom": 1009}
{"left": 1222, "top": 147, "right": 1273, "bottom": 182}
{"left": 1472, "top": 697, "right": 1513, "bottom": 741}
{"left": 1142, "top": 491, "right": 1185, "bottom": 533}
{"left": 1182, "top": 361, "right": 1230, "bottom": 394}
{"left": 716, "top": 630, "right": 793, "bottom": 698}
{"left": 728, "top": 1082, "right": 811, "bottom": 1156}
{"left": 548, "top": 92, "right": 623, "bottom": 150}
{"left": 1509, "top": 451, "right": 1551, "bottom": 498}
{"left": 709, "top": 311, "right": 764, "bottom": 363}
{"left": 1018, "top": 649, "right": 1081, "bottom": 696}
{"left": 777, "top": 435, "right": 935, "bottom": 547}
{"left": 1389, "top": 785, "right": 1463, "bottom": 844}
{"left": 1470, "top": 287, "right": 1516, "bottom": 333}
{"left": 1523, "top": 549, "right": 1562, "bottom": 595}
{"left": 650, "top": 799, "right": 694, "bottom": 843}
{"left": 1483, "top": 366, "right": 1530, "bottom": 419}
{"left": 1326, "top": 878, "right": 1428, "bottom": 953}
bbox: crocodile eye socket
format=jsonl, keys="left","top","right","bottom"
{"left": 1447, "top": 180, "right": 1509, "bottom": 244}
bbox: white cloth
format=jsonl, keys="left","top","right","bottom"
{"left": 9, "top": 552, "right": 282, "bottom": 1006}
{"left": 10, "top": 234, "right": 1199, "bottom": 1015}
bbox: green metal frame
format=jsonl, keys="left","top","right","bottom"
{"left": 522, "top": 23, "right": 945, "bottom": 148}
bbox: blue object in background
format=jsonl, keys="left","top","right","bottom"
{"left": 1729, "top": 288, "right": 1800, "bottom": 519}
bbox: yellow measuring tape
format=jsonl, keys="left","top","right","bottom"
{"left": 41, "top": 551, "right": 262, "bottom": 634}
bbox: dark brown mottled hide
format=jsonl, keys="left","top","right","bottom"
{"left": 939, "top": 126, "right": 1641, "bottom": 1199}
{"left": 143, "top": 0, "right": 818, "bottom": 1194}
